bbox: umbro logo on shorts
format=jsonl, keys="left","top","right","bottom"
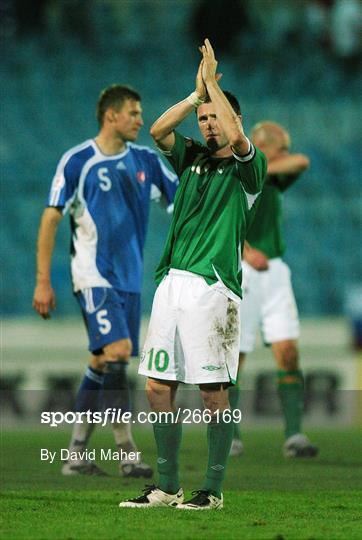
{"left": 201, "top": 365, "right": 222, "bottom": 371}
{"left": 157, "top": 458, "right": 167, "bottom": 464}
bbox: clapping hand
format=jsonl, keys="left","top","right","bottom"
{"left": 199, "top": 38, "right": 219, "bottom": 84}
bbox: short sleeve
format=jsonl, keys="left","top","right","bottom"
{"left": 158, "top": 131, "right": 205, "bottom": 178}
{"left": 149, "top": 152, "right": 179, "bottom": 209}
{"left": 233, "top": 144, "right": 267, "bottom": 197}
{"left": 47, "top": 153, "right": 81, "bottom": 213}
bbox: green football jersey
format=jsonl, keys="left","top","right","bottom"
{"left": 247, "top": 173, "right": 300, "bottom": 259}
{"left": 155, "top": 131, "right": 267, "bottom": 299}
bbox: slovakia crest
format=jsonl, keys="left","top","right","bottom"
{"left": 136, "top": 171, "right": 146, "bottom": 183}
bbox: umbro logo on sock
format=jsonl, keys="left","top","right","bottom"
{"left": 211, "top": 464, "right": 224, "bottom": 471}
{"left": 157, "top": 458, "right": 167, "bottom": 464}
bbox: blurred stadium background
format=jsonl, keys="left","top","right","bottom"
{"left": 1, "top": 0, "right": 362, "bottom": 428}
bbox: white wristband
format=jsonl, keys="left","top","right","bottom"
{"left": 186, "top": 91, "right": 205, "bottom": 108}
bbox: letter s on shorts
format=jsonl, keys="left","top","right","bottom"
{"left": 96, "top": 309, "right": 112, "bottom": 335}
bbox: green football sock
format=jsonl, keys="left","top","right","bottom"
{"left": 153, "top": 420, "right": 182, "bottom": 494}
{"left": 277, "top": 369, "right": 304, "bottom": 439}
{"left": 203, "top": 416, "right": 234, "bottom": 498}
{"left": 228, "top": 382, "right": 242, "bottom": 440}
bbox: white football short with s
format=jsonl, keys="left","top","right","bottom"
{"left": 139, "top": 269, "right": 240, "bottom": 385}
{"left": 239, "top": 258, "right": 300, "bottom": 353}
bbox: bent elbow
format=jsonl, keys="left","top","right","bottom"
{"left": 149, "top": 124, "right": 163, "bottom": 142}
{"left": 149, "top": 124, "right": 158, "bottom": 140}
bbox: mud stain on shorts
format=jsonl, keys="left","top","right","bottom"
{"left": 209, "top": 299, "right": 239, "bottom": 355}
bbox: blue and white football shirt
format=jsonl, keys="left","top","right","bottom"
{"left": 47, "top": 139, "right": 178, "bottom": 293}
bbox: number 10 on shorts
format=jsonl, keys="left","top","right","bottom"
{"left": 147, "top": 348, "right": 170, "bottom": 372}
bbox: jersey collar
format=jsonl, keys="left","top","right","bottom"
{"left": 91, "top": 139, "right": 130, "bottom": 159}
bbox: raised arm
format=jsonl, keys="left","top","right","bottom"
{"left": 201, "top": 39, "right": 250, "bottom": 156}
{"left": 268, "top": 152, "right": 310, "bottom": 191}
{"left": 149, "top": 61, "right": 208, "bottom": 151}
{"left": 268, "top": 153, "right": 310, "bottom": 175}
{"left": 32, "top": 207, "right": 63, "bottom": 319}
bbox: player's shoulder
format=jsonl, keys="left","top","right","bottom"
{"left": 128, "top": 142, "right": 158, "bottom": 159}
{"left": 128, "top": 142, "right": 178, "bottom": 182}
{"left": 58, "top": 139, "right": 96, "bottom": 171}
{"left": 61, "top": 139, "right": 95, "bottom": 159}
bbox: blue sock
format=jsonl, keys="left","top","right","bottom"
{"left": 74, "top": 366, "right": 104, "bottom": 413}
{"left": 102, "top": 361, "right": 130, "bottom": 413}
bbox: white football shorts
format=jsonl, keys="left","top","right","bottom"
{"left": 138, "top": 269, "right": 240, "bottom": 384}
{"left": 239, "top": 258, "right": 299, "bottom": 353}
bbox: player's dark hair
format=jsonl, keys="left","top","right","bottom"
{"left": 96, "top": 84, "right": 141, "bottom": 126}
{"left": 204, "top": 90, "right": 241, "bottom": 116}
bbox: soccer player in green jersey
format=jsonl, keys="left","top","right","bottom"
{"left": 228, "top": 121, "right": 318, "bottom": 458}
{"left": 119, "top": 39, "right": 266, "bottom": 510}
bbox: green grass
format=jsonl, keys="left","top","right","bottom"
{"left": 1, "top": 427, "right": 361, "bottom": 539}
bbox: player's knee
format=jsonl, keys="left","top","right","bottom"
{"left": 202, "top": 394, "right": 229, "bottom": 415}
{"left": 104, "top": 339, "right": 132, "bottom": 362}
{"left": 279, "top": 344, "right": 299, "bottom": 371}
{"left": 146, "top": 378, "right": 173, "bottom": 411}
{"left": 200, "top": 383, "right": 229, "bottom": 414}
{"left": 146, "top": 378, "right": 166, "bottom": 399}
{"left": 90, "top": 355, "right": 106, "bottom": 371}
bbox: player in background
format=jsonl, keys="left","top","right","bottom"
{"left": 32, "top": 85, "right": 178, "bottom": 477}
{"left": 119, "top": 39, "right": 266, "bottom": 510}
{"left": 229, "top": 121, "right": 318, "bottom": 458}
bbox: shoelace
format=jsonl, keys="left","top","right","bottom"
{"left": 187, "top": 490, "right": 211, "bottom": 505}
{"left": 129, "top": 484, "right": 157, "bottom": 502}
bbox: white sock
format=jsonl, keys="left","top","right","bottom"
{"left": 112, "top": 421, "right": 140, "bottom": 464}
{"left": 68, "top": 422, "right": 95, "bottom": 461}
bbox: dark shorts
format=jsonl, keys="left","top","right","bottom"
{"left": 75, "top": 287, "right": 141, "bottom": 356}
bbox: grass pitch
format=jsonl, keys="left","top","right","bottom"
{"left": 1, "top": 427, "right": 361, "bottom": 539}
